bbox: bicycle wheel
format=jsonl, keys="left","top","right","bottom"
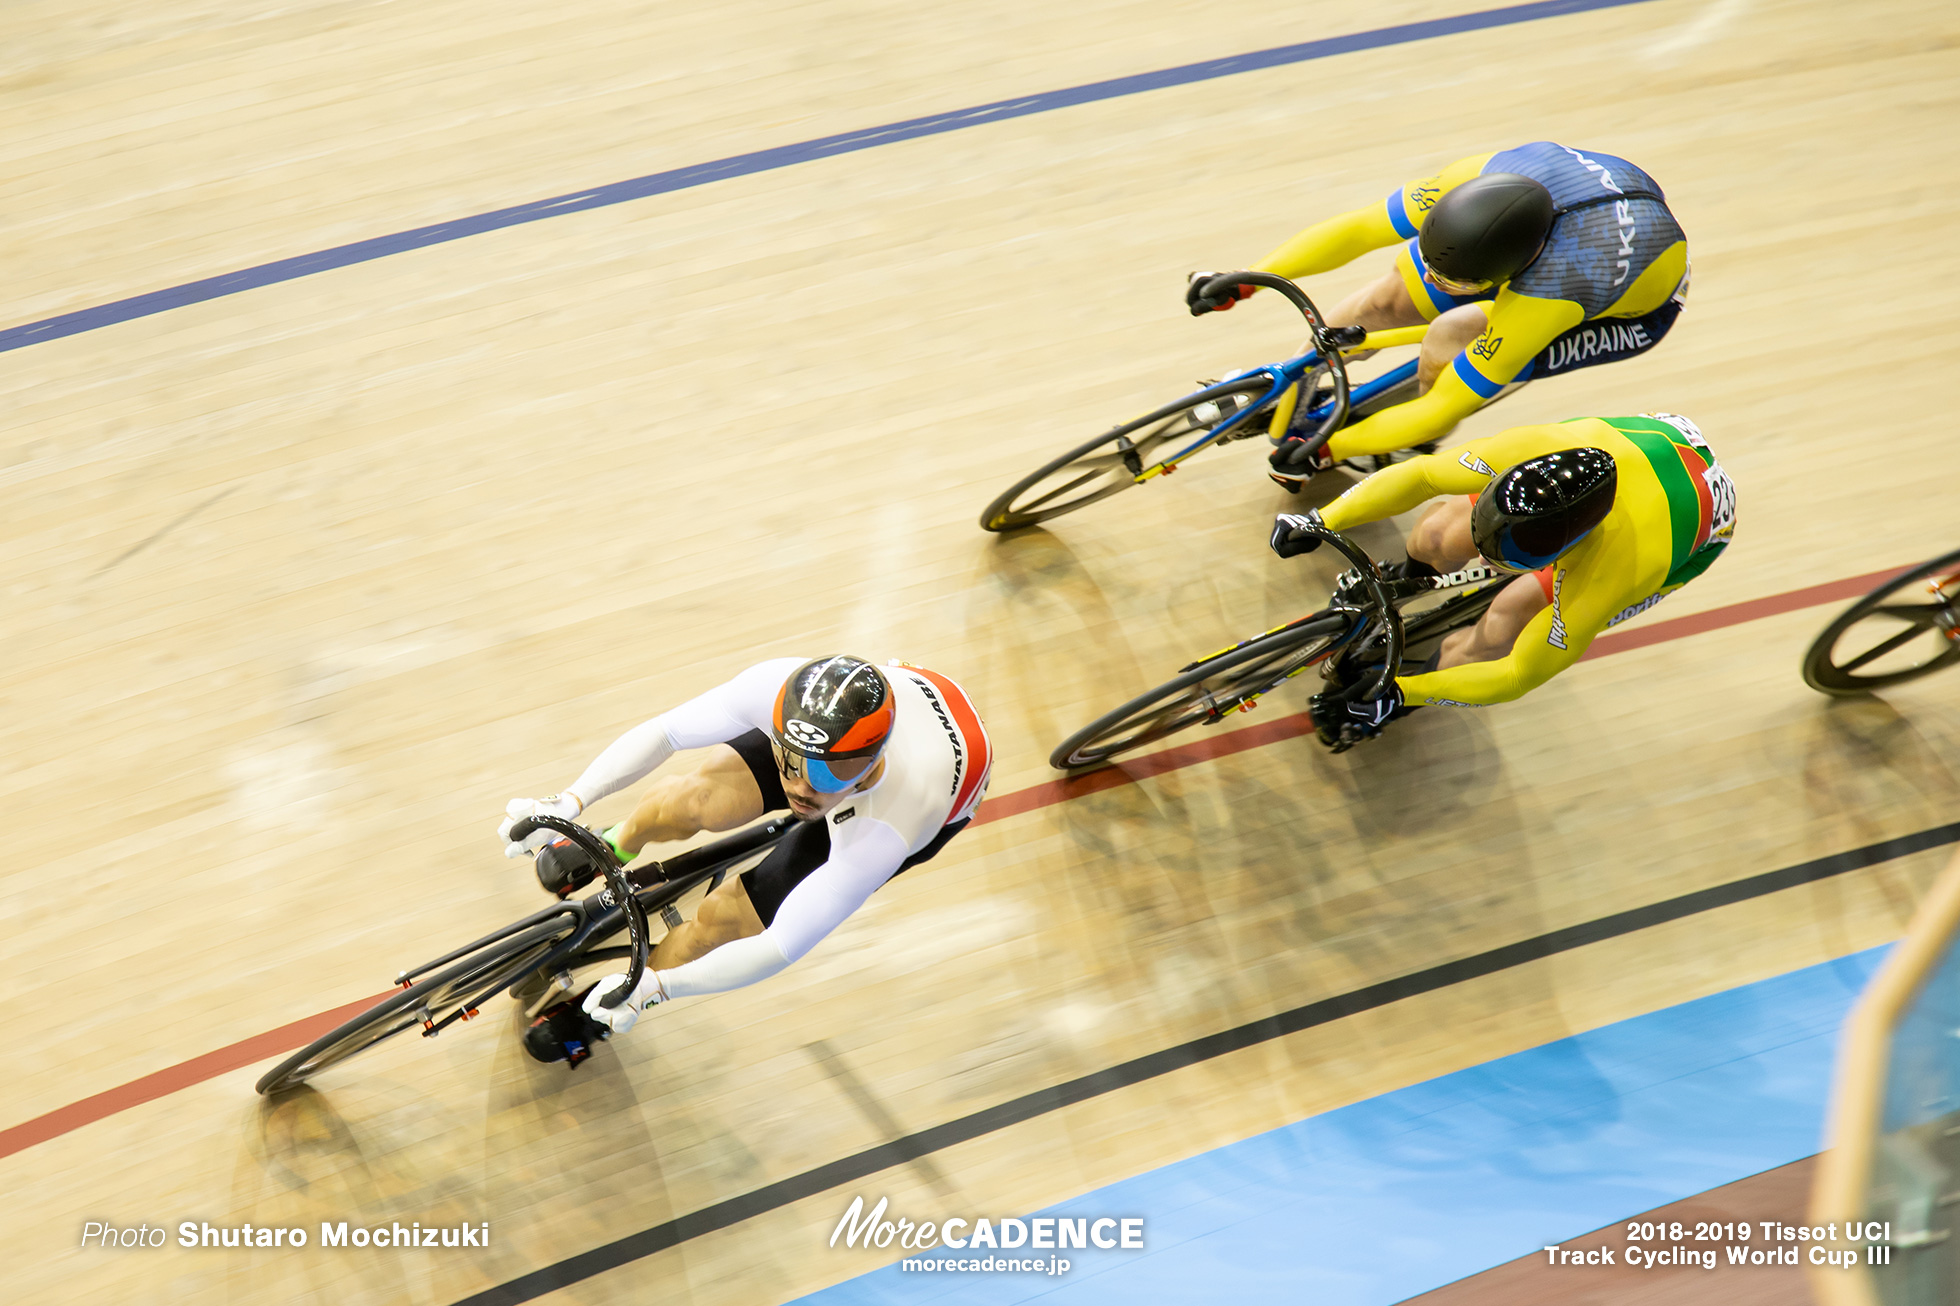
{"left": 1051, "top": 614, "right": 1353, "bottom": 769}
{"left": 980, "top": 377, "right": 1274, "bottom": 532}
{"left": 1802, "top": 550, "right": 1960, "bottom": 695}
{"left": 256, "top": 915, "right": 579, "bottom": 1094}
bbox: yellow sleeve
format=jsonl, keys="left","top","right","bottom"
{"left": 1454, "top": 291, "right": 1586, "bottom": 394}
{"left": 1252, "top": 151, "right": 1495, "bottom": 281}
{"left": 1397, "top": 521, "right": 1636, "bottom": 707}
{"left": 1326, "top": 291, "right": 1586, "bottom": 459}
{"left": 1251, "top": 204, "right": 1403, "bottom": 281}
{"left": 1320, "top": 421, "right": 1586, "bottom": 529}
{"left": 1316, "top": 446, "right": 1495, "bottom": 532}
{"left": 1396, "top": 591, "right": 1580, "bottom": 706}
{"left": 1325, "top": 365, "right": 1487, "bottom": 459}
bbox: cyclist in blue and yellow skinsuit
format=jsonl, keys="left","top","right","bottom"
{"left": 1188, "top": 142, "right": 1690, "bottom": 486}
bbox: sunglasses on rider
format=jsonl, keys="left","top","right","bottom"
{"left": 1419, "top": 258, "right": 1494, "bottom": 298}
{"left": 770, "top": 740, "right": 877, "bottom": 794}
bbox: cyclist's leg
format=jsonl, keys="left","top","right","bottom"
{"left": 1323, "top": 268, "right": 1427, "bottom": 332}
{"left": 1279, "top": 253, "right": 1497, "bottom": 439}
{"left": 1439, "top": 568, "right": 1552, "bottom": 669}
{"left": 647, "top": 813, "right": 973, "bottom": 970}
{"left": 650, "top": 815, "right": 826, "bottom": 968}
{"left": 649, "top": 872, "right": 769, "bottom": 968}
{"left": 613, "top": 734, "right": 776, "bottom": 856}
{"left": 1416, "top": 303, "right": 1490, "bottom": 393}
{"left": 1406, "top": 495, "right": 1480, "bottom": 570}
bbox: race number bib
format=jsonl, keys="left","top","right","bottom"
{"left": 1643, "top": 412, "right": 1736, "bottom": 542}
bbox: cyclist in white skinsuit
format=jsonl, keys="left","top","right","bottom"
{"left": 500, "top": 655, "right": 990, "bottom": 1055}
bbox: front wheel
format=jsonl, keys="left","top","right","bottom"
{"left": 980, "top": 377, "right": 1274, "bottom": 532}
{"left": 1051, "top": 614, "right": 1353, "bottom": 769}
{"left": 1802, "top": 550, "right": 1960, "bottom": 695}
{"left": 256, "top": 915, "right": 579, "bottom": 1094}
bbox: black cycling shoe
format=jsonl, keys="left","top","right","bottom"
{"left": 523, "top": 991, "right": 609, "bottom": 1067}
{"left": 1378, "top": 557, "right": 1440, "bottom": 583}
{"left": 535, "top": 829, "right": 619, "bottom": 899}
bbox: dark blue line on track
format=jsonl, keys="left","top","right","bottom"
{"left": 1, "top": 0, "right": 1660, "bottom": 356}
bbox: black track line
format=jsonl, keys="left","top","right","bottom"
{"left": 451, "top": 819, "right": 1960, "bottom": 1305}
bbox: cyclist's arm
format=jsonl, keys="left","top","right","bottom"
{"left": 1322, "top": 420, "right": 1625, "bottom": 529}
{"left": 1397, "top": 554, "right": 1629, "bottom": 706}
{"left": 1251, "top": 205, "right": 1403, "bottom": 281}
{"left": 655, "top": 820, "right": 910, "bottom": 998}
{"left": 1316, "top": 448, "right": 1494, "bottom": 530}
{"left": 1326, "top": 291, "right": 1584, "bottom": 459}
{"left": 1253, "top": 152, "right": 1492, "bottom": 280}
{"left": 564, "top": 657, "right": 801, "bottom": 807}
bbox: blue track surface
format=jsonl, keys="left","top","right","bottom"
{"left": 0, "top": 0, "right": 1662, "bottom": 356}
{"left": 796, "top": 946, "right": 1883, "bottom": 1305}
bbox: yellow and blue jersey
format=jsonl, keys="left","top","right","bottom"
{"left": 1253, "top": 143, "right": 1690, "bottom": 457}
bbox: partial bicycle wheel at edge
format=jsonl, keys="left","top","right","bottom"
{"left": 1801, "top": 548, "right": 1960, "bottom": 695}
{"left": 1051, "top": 614, "right": 1351, "bottom": 769}
{"left": 980, "top": 378, "right": 1273, "bottom": 532}
{"left": 255, "top": 916, "right": 578, "bottom": 1094}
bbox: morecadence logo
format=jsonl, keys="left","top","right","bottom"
{"left": 830, "top": 1195, "right": 1142, "bottom": 1277}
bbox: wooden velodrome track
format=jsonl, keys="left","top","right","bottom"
{"left": 5, "top": 0, "right": 1958, "bottom": 1301}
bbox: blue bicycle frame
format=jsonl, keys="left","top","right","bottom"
{"left": 1141, "top": 353, "right": 1419, "bottom": 480}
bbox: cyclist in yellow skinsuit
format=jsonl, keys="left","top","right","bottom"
{"left": 1268, "top": 414, "right": 1735, "bottom": 742}
{"left": 1189, "top": 143, "right": 1690, "bottom": 485}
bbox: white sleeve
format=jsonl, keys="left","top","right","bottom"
{"left": 655, "top": 818, "right": 909, "bottom": 998}
{"left": 565, "top": 657, "right": 801, "bottom": 807}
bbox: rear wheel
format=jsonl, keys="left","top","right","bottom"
{"left": 256, "top": 916, "right": 580, "bottom": 1094}
{"left": 1802, "top": 550, "right": 1960, "bottom": 695}
{"left": 1051, "top": 614, "right": 1353, "bottom": 769}
{"left": 981, "top": 378, "right": 1273, "bottom": 532}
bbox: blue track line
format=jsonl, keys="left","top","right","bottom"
{"left": 0, "top": 0, "right": 1661, "bottom": 356}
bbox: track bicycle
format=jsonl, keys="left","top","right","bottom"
{"left": 978, "top": 272, "right": 1515, "bottom": 533}
{"left": 1801, "top": 548, "right": 1960, "bottom": 695}
{"left": 1050, "top": 523, "right": 1517, "bottom": 769}
{"left": 255, "top": 815, "right": 792, "bottom": 1094}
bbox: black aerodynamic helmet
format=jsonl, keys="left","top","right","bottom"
{"left": 1471, "top": 447, "right": 1618, "bottom": 572}
{"left": 771, "top": 656, "right": 896, "bottom": 793}
{"left": 1418, "top": 173, "right": 1556, "bottom": 288}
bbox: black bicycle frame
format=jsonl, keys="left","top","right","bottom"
{"left": 389, "top": 816, "right": 795, "bottom": 1028}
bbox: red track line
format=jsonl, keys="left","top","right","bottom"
{"left": 0, "top": 991, "right": 392, "bottom": 1161}
{"left": 0, "top": 563, "right": 1914, "bottom": 1162}
{"left": 972, "top": 564, "right": 1909, "bottom": 826}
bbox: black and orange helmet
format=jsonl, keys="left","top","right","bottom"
{"left": 772, "top": 656, "right": 897, "bottom": 791}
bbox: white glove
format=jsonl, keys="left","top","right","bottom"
{"left": 581, "top": 970, "right": 666, "bottom": 1036}
{"left": 498, "top": 793, "right": 584, "bottom": 858}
